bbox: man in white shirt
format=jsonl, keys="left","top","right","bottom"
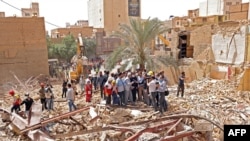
{"left": 124, "top": 72, "right": 132, "bottom": 105}
{"left": 147, "top": 76, "right": 157, "bottom": 111}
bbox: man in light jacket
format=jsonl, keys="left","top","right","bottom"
{"left": 158, "top": 75, "right": 167, "bottom": 114}
{"left": 116, "top": 72, "right": 126, "bottom": 106}
{"left": 147, "top": 76, "right": 157, "bottom": 111}
{"left": 124, "top": 72, "right": 132, "bottom": 105}
{"left": 66, "top": 83, "right": 77, "bottom": 112}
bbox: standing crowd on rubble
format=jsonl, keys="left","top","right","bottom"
{"left": 57, "top": 68, "right": 186, "bottom": 115}
{"left": 8, "top": 66, "right": 186, "bottom": 116}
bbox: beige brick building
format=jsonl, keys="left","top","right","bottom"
{"left": 51, "top": 26, "right": 96, "bottom": 39}
{"left": 21, "top": 2, "right": 39, "bottom": 17}
{"left": 228, "top": 2, "right": 249, "bottom": 20}
{"left": 88, "top": 0, "right": 141, "bottom": 35}
{"left": 0, "top": 12, "right": 5, "bottom": 17}
{"left": 0, "top": 17, "right": 49, "bottom": 84}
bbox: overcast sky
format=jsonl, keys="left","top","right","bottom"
{"left": 0, "top": 0, "right": 249, "bottom": 32}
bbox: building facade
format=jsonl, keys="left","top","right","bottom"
{"left": 95, "top": 31, "right": 121, "bottom": 56}
{"left": 199, "top": 0, "right": 242, "bottom": 17}
{"left": 0, "top": 12, "right": 5, "bottom": 17}
{"left": 88, "top": 0, "right": 141, "bottom": 35}
{"left": 0, "top": 17, "right": 48, "bottom": 84}
{"left": 228, "top": 2, "right": 248, "bottom": 20}
{"left": 21, "top": 2, "right": 39, "bottom": 17}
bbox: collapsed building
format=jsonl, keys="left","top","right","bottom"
{"left": 155, "top": 20, "right": 250, "bottom": 91}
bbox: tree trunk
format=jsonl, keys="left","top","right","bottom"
{"left": 139, "top": 63, "right": 144, "bottom": 71}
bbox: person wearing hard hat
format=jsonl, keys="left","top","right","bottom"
{"left": 9, "top": 90, "right": 15, "bottom": 96}
{"left": 11, "top": 92, "right": 22, "bottom": 113}
{"left": 147, "top": 71, "right": 154, "bottom": 77}
{"left": 38, "top": 83, "right": 47, "bottom": 111}
{"left": 20, "top": 93, "right": 34, "bottom": 118}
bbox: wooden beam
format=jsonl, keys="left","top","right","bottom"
{"left": 166, "top": 118, "right": 183, "bottom": 135}
{"left": 125, "top": 120, "right": 178, "bottom": 141}
{"left": 20, "top": 107, "right": 90, "bottom": 134}
{"left": 160, "top": 131, "right": 196, "bottom": 141}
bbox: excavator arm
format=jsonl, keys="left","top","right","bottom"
{"left": 158, "top": 34, "right": 170, "bottom": 47}
{"left": 69, "top": 34, "right": 85, "bottom": 81}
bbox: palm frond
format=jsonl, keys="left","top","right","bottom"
{"left": 108, "top": 17, "right": 170, "bottom": 70}
{"left": 105, "top": 46, "right": 126, "bottom": 70}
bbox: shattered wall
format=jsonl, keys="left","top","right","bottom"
{"left": 0, "top": 17, "right": 49, "bottom": 84}
{"left": 212, "top": 25, "right": 246, "bottom": 65}
{"left": 190, "top": 25, "right": 212, "bottom": 60}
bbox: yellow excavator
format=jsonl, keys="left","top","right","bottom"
{"left": 69, "top": 33, "right": 88, "bottom": 81}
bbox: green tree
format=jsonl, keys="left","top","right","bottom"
{"left": 46, "top": 36, "right": 56, "bottom": 59}
{"left": 83, "top": 38, "right": 96, "bottom": 58}
{"left": 106, "top": 17, "right": 168, "bottom": 71}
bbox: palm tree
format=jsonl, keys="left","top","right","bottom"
{"left": 106, "top": 17, "right": 169, "bottom": 71}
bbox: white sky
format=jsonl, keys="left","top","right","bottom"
{"left": 0, "top": 0, "right": 249, "bottom": 32}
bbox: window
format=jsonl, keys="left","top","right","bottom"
{"left": 176, "top": 21, "right": 180, "bottom": 25}
{"left": 118, "top": 14, "right": 120, "bottom": 17}
{"left": 226, "top": 2, "right": 232, "bottom": 5}
{"left": 218, "top": 16, "right": 223, "bottom": 22}
{"left": 236, "top": 2, "right": 240, "bottom": 5}
{"left": 202, "top": 18, "right": 207, "bottom": 22}
{"left": 25, "top": 13, "right": 30, "bottom": 16}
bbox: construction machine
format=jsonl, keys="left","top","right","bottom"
{"left": 151, "top": 34, "right": 170, "bottom": 50}
{"left": 69, "top": 33, "right": 89, "bottom": 81}
{"left": 158, "top": 34, "right": 170, "bottom": 47}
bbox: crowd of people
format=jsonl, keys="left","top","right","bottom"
{"left": 72, "top": 68, "right": 186, "bottom": 115}
{"left": 9, "top": 67, "right": 186, "bottom": 116}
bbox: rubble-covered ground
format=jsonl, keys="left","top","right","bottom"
{"left": 1, "top": 77, "right": 250, "bottom": 141}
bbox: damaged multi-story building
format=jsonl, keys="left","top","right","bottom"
{"left": 154, "top": 0, "right": 250, "bottom": 90}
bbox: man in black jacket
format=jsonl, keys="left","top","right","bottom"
{"left": 97, "top": 71, "right": 107, "bottom": 99}
{"left": 20, "top": 93, "right": 34, "bottom": 118}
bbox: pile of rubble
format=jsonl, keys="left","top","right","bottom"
{"left": 1, "top": 75, "right": 250, "bottom": 141}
